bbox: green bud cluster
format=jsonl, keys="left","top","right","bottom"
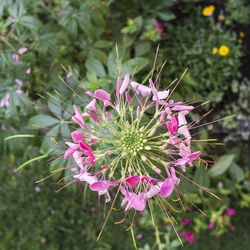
{"left": 121, "top": 129, "right": 144, "bottom": 155}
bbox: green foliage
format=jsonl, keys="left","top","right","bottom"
{"left": 0, "top": 0, "right": 249, "bottom": 249}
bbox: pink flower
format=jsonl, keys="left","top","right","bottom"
{"left": 156, "top": 23, "right": 164, "bottom": 29}
{"left": 121, "top": 186, "right": 147, "bottom": 211}
{"left": 119, "top": 74, "right": 130, "bottom": 94}
{"left": 136, "top": 234, "right": 143, "bottom": 239}
{"left": 16, "top": 90, "right": 23, "bottom": 94}
{"left": 86, "top": 99, "right": 96, "bottom": 111}
{"left": 67, "top": 72, "right": 72, "bottom": 78}
{"left": 131, "top": 81, "right": 151, "bottom": 98}
{"left": 125, "top": 176, "right": 140, "bottom": 187}
{"left": 174, "top": 151, "right": 201, "bottom": 172}
{"left": 12, "top": 54, "right": 19, "bottom": 62}
{"left": 181, "top": 218, "right": 190, "bottom": 225}
{"left": 26, "top": 68, "right": 31, "bottom": 74}
{"left": 208, "top": 221, "right": 215, "bottom": 229}
{"left": 230, "top": 225, "right": 235, "bottom": 231}
{"left": 35, "top": 186, "right": 41, "bottom": 192}
{"left": 181, "top": 231, "right": 195, "bottom": 243}
{"left": 226, "top": 208, "right": 235, "bottom": 216}
{"left": 72, "top": 105, "right": 85, "bottom": 129}
{"left": 18, "top": 48, "right": 28, "bottom": 55}
{"left": 15, "top": 79, "right": 23, "bottom": 86}
{"left": 160, "top": 167, "right": 180, "bottom": 197}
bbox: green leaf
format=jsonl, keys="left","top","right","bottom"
{"left": 29, "top": 115, "right": 59, "bottom": 128}
{"left": 86, "top": 69, "right": 97, "bottom": 82}
{"left": 194, "top": 166, "right": 210, "bottom": 188}
{"left": 157, "top": 10, "right": 176, "bottom": 21}
{"left": 94, "top": 40, "right": 113, "bottom": 49}
{"left": 208, "top": 154, "right": 235, "bottom": 177}
{"left": 135, "top": 41, "right": 151, "bottom": 57}
{"left": 108, "top": 46, "right": 126, "bottom": 76}
{"left": 121, "top": 57, "right": 149, "bottom": 76}
{"left": 229, "top": 163, "right": 244, "bottom": 182}
{"left": 19, "top": 15, "right": 40, "bottom": 30}
{"left": 86, "top": 58, "right": 106, "bottom": 77}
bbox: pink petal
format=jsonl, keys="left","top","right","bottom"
{"left": 94, "top": 89, "right": 110, "bottom": 101}
{"left": 188, "top": 151, "right": 201, "bottom": 162}
{"left": 172, "top": 105, "right": 194, "bottom": 111}
{"left": 138, "top": 84, "right": 151, "bottom": 97}
{"left": 26, "top": 68, "right": 31, "bottom": 74}
{"left": 160, "top": 179, "right": 174, "bottom": 197}
{"left": 125, "top": 176, "right": 140, "bottom": 187}
{"left": 15, "top": 79, "right": 23, "bottom": 86}
{"left": 152, "top": 90, "right": 169, "bottom": 100}
{"left": 86, "top": 99, "right": 96, "bottom": 111}
{"left": 71, "top": 131, "right": 84, "bottom": 143}
{"left": 18, "top": 47, "right": 28, "bottom": 55}
{"left": 79, "top": 141, "right": 93, "bottom": 152}
{"left": 119, "top": 73, "right": 129, "bottom": 94}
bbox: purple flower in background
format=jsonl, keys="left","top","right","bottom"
{"left": 136, "top": 234, "right": 143, "bottom": 239}
{"left": 35, "top": 186, "right": 41, "bottom": 192}
{"left": 181, "top": 231, "right": 195, "bottom": 243}
{"left": 181, "top": 218, "right": 190, "bottom": 225}
{"left": 226, "top": 208, "right": 235, "bottom": 216}
{"left": 156, "top": 23, "right": 164, "bottom": 29}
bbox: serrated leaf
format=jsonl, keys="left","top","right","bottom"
{"left": 29, "top": 115, "right": 59, "bottom": 128}
{"left": 208, "top": 154, "right": 235, "bottom": 177}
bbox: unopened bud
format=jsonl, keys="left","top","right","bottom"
{"left": 125, "top": 91, "right": 132, "bottom": 105}
{"left": 148, "top": 128, "right": 156, "bottom": 137}
{"left": 155, "top": 168, "right": 161, "bottom": 174}
{"left": 145, "top": 146, "right": 151, "bottom": 150}
{"left": 105, "top": 150, "right": 113, "bottom": 156}
{"left": 162, "top": 144, "right": 167, "bottom": 149}
{"left": 141, "top": 155, "right": 147, "bottom": 162}
{"left": 106, "top": 111, "right": 114, "bottom": 120}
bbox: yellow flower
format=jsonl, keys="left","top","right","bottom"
{"left": 218, "top": 45, "right": 229, "bottom": 56}
{"left": 212, "top": 48, "right": 218, "bottom": 54}
{"left": 202, "top": 5, "right": 215, "bottom": 16}
{"left": 239, "top": 32, "right": 245, "bottom": 38}
{"left": 218, "top": 15, "right": 225, "bottom": 21}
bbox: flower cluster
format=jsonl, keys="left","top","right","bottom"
{"left": 62, "top": 72, "right": 202, "bottom": 214}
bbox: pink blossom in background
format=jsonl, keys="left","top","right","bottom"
{"left": 35, "top": 186, "right": 41, "bottom": 192}
{"left": 26, "top": 68, "right": 31, "bottom": 74}
{"left": 156, "top": 23, "right": 164, "bottom": 29}
{"left": 15, "top": 79, "right": 23, "bottom": 86}
{"left": 1, "top": 125, "right": 6, "bottom": 130}
{"left": 12, "top": 168, "right": 17, "bottom": 174}
{"left": 18, "top": 47, "right": 28, "bottom": 55}
{"left": 16, "top": 90, "right": 23, "bottom": 94}
{"left": 226, "top": 208, "right": 235, "bottom": 216}
{"left": 0, "top": 92, "right": 10, "bottom": 107}
{"left": 136, "top": 234, "right": 143, "bottom": 239}
{"left": 208, "top": 221, "right": 215, "bottom": 229}
{"left": 181, "top": 231, "right": 195, "bottom": 243}
{"left": 50, "top": 209, "right": 55, "bottom": 215}
{"left": 12, "top": 54, "right": 19, "bottom": 62}
{"left": 181, "top": 218, "right": 190, "bottom": 225}
{"left": 230, "top": 225, "right": 235, "bottom": 231}
{"left": 12, "top": 18, "right": 16, "bottom": 23}
{"left": 67, "top": 72, "right": 72, "bottom": 78}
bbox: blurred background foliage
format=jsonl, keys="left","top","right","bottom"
{"left": 0, "top": 0, "right": 249, "bottom": 249}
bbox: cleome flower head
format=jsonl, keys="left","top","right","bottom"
{"left": 61, "top": 69, "right": 203, "bottom": 218}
